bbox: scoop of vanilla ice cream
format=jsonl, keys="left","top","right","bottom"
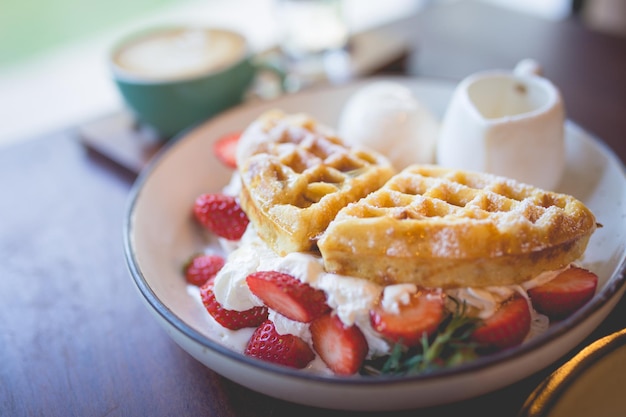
{"left": 338, "top": 81, "right": 440, "bottom": 169}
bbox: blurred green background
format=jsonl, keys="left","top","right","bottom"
{"left": 0, "top": 0, "right": 190, "bottom": 67}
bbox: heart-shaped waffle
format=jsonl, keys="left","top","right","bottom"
{"left": 318, "top": 165, "right": 597, "bottom": 287}
{"left": 238, "top": 110, "right": 396, "bottom": 256}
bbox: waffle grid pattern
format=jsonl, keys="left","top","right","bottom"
{"left": 268, "top": 133, "right": 383, "bottom": 208}
{"left": 318, "top": 165, "right": 596, "bottom": 287}
{"left": 239, "top": 111, "right": 395, "bottom": 255}
{"left": 348, "top": 166, "right": 574, "bottom": 229}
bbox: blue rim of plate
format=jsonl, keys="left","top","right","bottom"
{"left": 123, "top": 77, "right": 626, "bottom": 387}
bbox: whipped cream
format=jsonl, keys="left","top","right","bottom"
{"left": 210, "top": 224, "right": 554, "bottom": 365}
{"left": 213, "top": 228, "right": 391, "bottom": 358}
{"left": 445, "top": 268, "right": 567, "bottom": 320}
{"left": 381, "top": 284, "right": 418, "bottom": 314}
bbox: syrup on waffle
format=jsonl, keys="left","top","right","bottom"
{"left": 318, "top": 165, "right": 597, "bottom": 287}
{"left": 238, "top": 110, "right": 396, "bottom": 256}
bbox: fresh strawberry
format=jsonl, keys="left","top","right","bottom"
{"left": 310, "top": 313, "right": 368, "bottom": 375}
{"left": 528, "top": 266, "right": 598, "bottom": 320}
{"left": 200, "top": 279, "right": 268, "bottom": 330}
{"left": 471, "top": 295, "right": 531, "bottom": 350}
{"left": 213, "top": 131, "right": 241, "bottom": 169}
{"left": 183, "top": 254, "right": 225, "bottom": 286}
{"left": 245, "top": 320, "right": 315, "bottom": 369}
{"left": 246, "top": 271, "right": 330, "bottom": 323}
{"left": 370, "top": 291, "right": 445, "bottom": 347}
{"left": 193, "top": 193, "right": 249, "bottom": 240}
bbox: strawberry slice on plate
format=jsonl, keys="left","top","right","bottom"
{"left": 193, "top": 193, "right": 249, "bottom": 240}
{"left": 528, "top": 266, "right": 598, "bottom": 320}
{"left": 183, "top": 254, "right": 225, "bottom": 287}
{"left": 310, "top": 313, "right": 368, "bottom": 375}
{"left": 200, "top": 279, "right": 268, "bottom": 330}
{"left": 246, "top": 271, "right": 330, "bottom": 323}
{"left": 471, "top": 295, "right": 531, "bottom": 350}
{"left": 370, "top": 290, "right": 445, "bottom": 347}
{"left": 213, "top": 131, "right": 241, "bottom": 169}
{"left": 245, "top": 320, "right": 315, "bottom": 369}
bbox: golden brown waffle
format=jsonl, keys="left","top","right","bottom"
{"left": 238, "top": 110, "right": 396, "bottom": 256}
{"left": 318, "top": 165, "right": 597, "bottom": 288}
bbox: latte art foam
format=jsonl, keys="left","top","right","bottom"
{"left": 113, "top": 28, "right": 246, "bottom": 81}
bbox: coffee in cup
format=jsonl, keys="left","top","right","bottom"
{"left": 112, "top": 28, "right": 247, "bottom": 81}
{"left": 110, "top": 27, "right": 256, "bottom": 138}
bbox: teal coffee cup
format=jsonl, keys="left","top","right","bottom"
{"left": 110, "top": 26, "right": 257, "bottom": 138}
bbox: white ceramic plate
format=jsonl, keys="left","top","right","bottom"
{"left": 124, "top": 76, "right": 626, "bottom": 411}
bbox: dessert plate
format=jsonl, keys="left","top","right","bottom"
{"left": 124, "top": 76, "right": 626, "bottom": 411}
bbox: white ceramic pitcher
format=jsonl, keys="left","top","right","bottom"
{"left": 437, "top": 59, "right": 565, "bottom": 191}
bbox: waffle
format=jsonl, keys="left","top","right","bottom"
{"left": 238, "top": 110, "right": 396, "bottom": 256}
{"left": 317, "top": 165, "right": 597, "bottom": 288}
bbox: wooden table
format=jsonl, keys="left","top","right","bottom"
{"left": 2, "top": 2, "right": 625, "bottom": 416}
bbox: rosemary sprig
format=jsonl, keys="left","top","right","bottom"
{"left": 362, "top": 298, "right": 483, "bottom": 376}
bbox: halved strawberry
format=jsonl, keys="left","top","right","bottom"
{"left": 369, "top": 290, "right": 445, "bottom": 347}
{"left": 246, "top": 271, "right": 330, "bottom": 323}
{"left": 193, "top": 193, "right": 249, "bottom": 240}
{"left": 245, "top": 320, "right": 315, "bottom": 369}
{"left": 528, "top": 266, "right": 598, "bottom": 320}
{"left": 200, "top": 279, "right": 268, "bottom": 330}
{"left": 471, "top": 295, "right": 531, "bottom": 350}
{"left": 183, "top": 254, "right": 225, "bottom": 287}
{"left": 213, "top": 131, "right": 241, "bottom": 169}
{"left": 310, "top": 313, "right": 368, "bottom": 375}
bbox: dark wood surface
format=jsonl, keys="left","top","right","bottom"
{"left": 2, "top": 1, "right": 625, "bottom": 416}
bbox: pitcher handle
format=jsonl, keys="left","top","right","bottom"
{"left": 514, "top": 59, "right": 543, "bottom": 77}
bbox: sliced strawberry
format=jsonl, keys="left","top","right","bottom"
{"left": 183, "top": 254, "right": 225, "bottom": 287}
{"left": 471, "top": 295, "right": 531, "bottom": 350}
{"left": 245, "top": 320, "right": 315, "bottom": 369}
{"left": 213, "top": 131, "right": 241, "bottom": 169}
{"left": 246, "top": 271, "right": 330, "bottom": 323}
{"left": 310, "top": 313, "right": 368, "bottom": 375}
{"left": 528, "top": 266, "right": 598, "bottom": 320}
{"left": 200, "top": 279, "right": 268, "bottom": 330}
{"left": 193, "top": 193, "right": 249, "bottom": 240}
{"left": 369, "top": 290, "right": 445, "bottom": 347}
